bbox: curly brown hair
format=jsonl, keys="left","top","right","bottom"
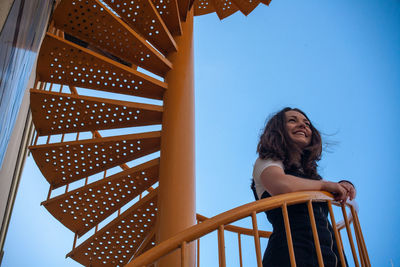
{"left": 257, "top": 107, "right": 322, "bottom": 180}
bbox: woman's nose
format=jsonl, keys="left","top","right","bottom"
{"left": 298, "top": 121, "right": 306, "bottom": 128}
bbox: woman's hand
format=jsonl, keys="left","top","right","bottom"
{"left": 322, "top": 181, "right": 349, "bottom": 203}
{"left": 339, "top": 181, "right": 356, "bottom": 200}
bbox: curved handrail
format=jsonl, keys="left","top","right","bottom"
{"left": 127, "top": 191, "right": 363, "bottom": 266}
{"left": 196, "top": 213, "right": 272, "bottom": 238}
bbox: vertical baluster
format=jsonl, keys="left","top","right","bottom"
{"left": 237, "top": 233, "right": 243, "bottom": 267}
{"left": 65, "top": 183, "right": 69, "bottom": 193}
{"left": 72, "top": 233, "right": 78, "bottom": 250}
{"left": 103, "top": 170, "right": 107, "bottom": 179}
{"left": 338, "top": 230, "right": 344, "bottom": 255}
{"left": 307, "top": 200, "right": 324, "bottom": 267}
{"left": 350, "top": 214, "right": 364, "bottom": 267}
{"left": 355, "top": 209, "right": 370, "bottom": 267}
{"left": 33, "top": 79, "right": 39, "bottom": 90}
{"left": 46, "top": 135, "right": 51, "bottom": 144}
{"left": 282, "top": 203, "right": 296, "bottom": 267}
{"left": 341, "top": 204, "right": 360, "bottom": 267}
{"left": 33, "top": 131, "right": 39, "bottom": 145}
{"left": 59, "top": 84, "right": 63, "bottom": 93}
{"left": 61, "top": 133, "right": 65, "bottom": 143}
{"left": 217, "top": 225, "right": 226, "bottom": 267}
{"left": 251, "top": 212, "right": 263, "bottom": 267}
{"left": 327, "top": 201, "right": 346, "bottom": 267}
{"left": 31, "top": 131, "right": 37, "bottom": 146}
{"left": 46, "top": 185, "right": 53, "bottom": 200}
{"left": 350, "top": 206, "right": 370, "bottom": 267}
{"left": 39, "top": 81, "right": 45, "bottom": 91}
{"left": 197, "top": 238, "right": 200, "bottom": 267}
{"left": 69, "top": 85, "right": 78, "bottom": 94}
{"left": 181, "top": 241, "right": 187, "bottom": 267}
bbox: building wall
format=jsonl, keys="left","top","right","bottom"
{"left": 0, "top": 0, "right": 54, "bottom": 263}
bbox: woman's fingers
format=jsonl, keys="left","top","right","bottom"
{"left": 339, "top": 181, "right": 356, "bottom": 200}
{"left": 322, "top": 181, "right": 353, "bottom": 202}
{"left": 332, "top": 183, "right": 347, "bottom": 203}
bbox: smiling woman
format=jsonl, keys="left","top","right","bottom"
{"left": 251, "top": 107, "right": 356, "bottom": 267}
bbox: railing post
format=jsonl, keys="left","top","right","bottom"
{"left": 307, "top": 200, "right": 324, "bottom": 267}
{"left": 218, "top": 225, "right": 226, "bottom": 267}
{"left": 327, "top": 200, "right": 347, "bottom": 267}
{"left": 350, "top": 206, "right": 370, "bottom": 267}
{"left": 341, "top": 204, "right": 360, "bottom": 267}
{"left": 197, "top": 238, "right": 200, "bottom": 267}
{"left": 352, "top": 221, "right": 365, "bottom": 267}
{"left": 282, "top": 203, "right": 296, "bottom": 267}
{"left": 251, "top": 211, "right": 263, "bottom": 267}
{"left": 237, "top": 233, "right": 243, "bottom": 267}
{"left": 181, "top": 241, "right": 188, "bottom": 267}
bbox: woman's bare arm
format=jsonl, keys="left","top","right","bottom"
{"left": 260, "top": 166, "right": 349, "bottom": 202}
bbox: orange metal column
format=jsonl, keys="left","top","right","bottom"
{"left": 157, "top": 8, "right": 196, "bottom": 267}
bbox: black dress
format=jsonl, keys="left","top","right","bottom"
{"left": 251, "top": 170, "right": 347, "bottom": 267}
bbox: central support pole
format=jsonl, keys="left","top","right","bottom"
{"left": 157, "top": 8, "right": 195, "bottom": 267}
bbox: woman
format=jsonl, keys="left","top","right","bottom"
{"left": 251, "top": 107, "right": 356, "bottom": 267}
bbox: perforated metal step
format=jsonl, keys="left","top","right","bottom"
{"left": 30, "top": 89, "right": 163, "bottom": 136}
{"left": 52, "top": 0, "right": 172, "bottom": 76}
{"left": 37, "top": 33, "right": 167, "bottom": 99}
{"left": 232, "top": 0, "right": 261, "bottom": 15}
{"left": 30, "top": 131, "right": 161, "bottom": 188}
{"left": 193, "top": 0, "right": 270, "bottom": 18}
{"left": 194, "top": 0, "right": 215, "bottom": 16}
{"left": 42, "top": 158, "right": 159, "bottom": 237}
{"left": 102, "top": 0, "right": 177, "bottom": 56}
{"left": 67, "top": 188, "right": 158, "bottom": 266}
{"left": 151, "top": 0, "right": 182, "bottom": 36}
{"left": 213, "top": 0, "right": 239, "bottom": 19}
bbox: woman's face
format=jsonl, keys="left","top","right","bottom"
{"left": 285, "top": 110, "right": 312, "bottom": 148}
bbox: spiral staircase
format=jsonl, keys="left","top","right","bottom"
{"left": 28, "top": 0, "right": 369, "bottom": 266}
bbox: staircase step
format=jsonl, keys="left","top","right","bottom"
{"left": 37, "top": 33, "right": 167, "bottom": 100}
{"left": 232, "top": 0, "right": 260, "bottom": 16}
{"left": 30, "top": 89, "right": 163, "bottom": 136}
{"left": 194, "top": 0, "right": 215, "bottom": 16}
{"left": 259, "top": 0, "right": 272, "bottom": 6}
{"left": 151, "top": 0, "right": 182, "bottom": 36}
{"left": 102, "top": 0, "right": 177, "bottom": 56}
{"left": 29, "top": 131, "right": 161, "bottom": 188}
{"left": 213, "top": 0, "right": 239, "bottom": 19}
{"left": 42, "top": 158, "right": 159, "bottom": 237}
{"left": 67, "top": 188, "right": 158, "bottom": 266}
{"left": 52, "top": 0, "right": 172, "bottom": 76}
{"left": 193, "top": 0, "right": 269, "bottom": 17}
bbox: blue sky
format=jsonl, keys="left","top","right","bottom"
{"left": 3, "top": 0, "right": 400, "bottom": 266}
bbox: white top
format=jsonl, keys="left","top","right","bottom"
{"left": 252, "top": 158, "right": 284, "bottom": 200}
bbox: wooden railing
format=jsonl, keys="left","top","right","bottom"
{"left": 126, "top": 191, "right": 370, "bottom": 267}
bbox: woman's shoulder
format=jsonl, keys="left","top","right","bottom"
{"left": 254, "top": 157, "right": 284, "bottom": 168}
{"left": 253, "top": 157, "right": 284, "bottom": 179}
